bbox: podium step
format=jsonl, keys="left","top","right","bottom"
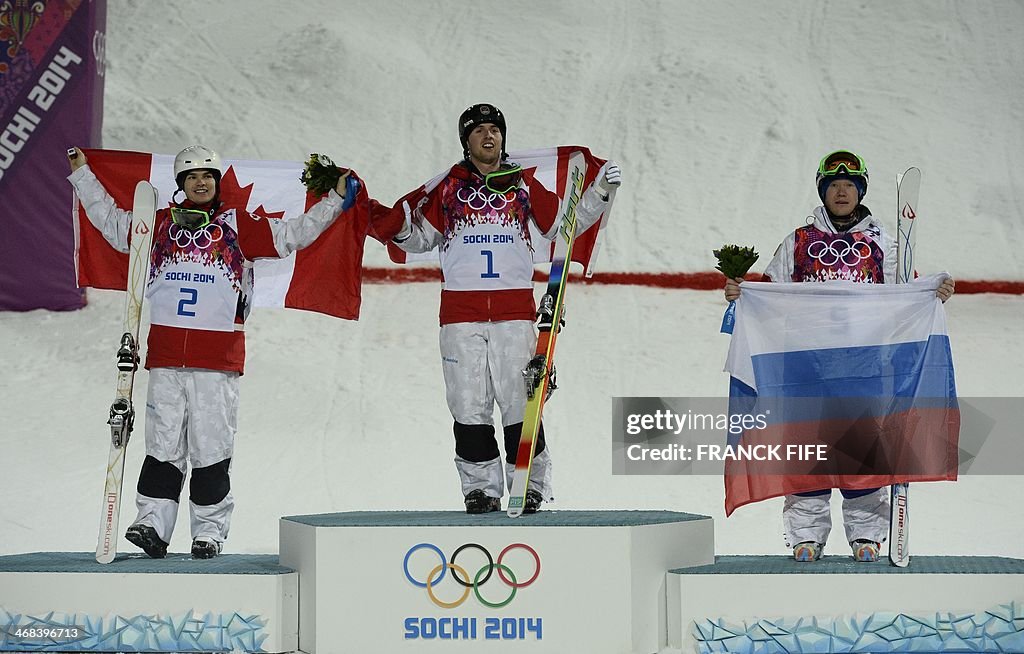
{"left": 0, "top": 552, "right": 297, "bottom": 653}
{"left": 280, "top": 509, "right": 714, "bottom": 653}
{"left": 669, "top": 554, "right": 1024, "bottom": 653}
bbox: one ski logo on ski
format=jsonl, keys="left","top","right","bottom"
{"left": 559, "top": 169, "right": 583, "bottom": 241}
{"left": 893, "top": 492, "right": 908, "bottom": 560}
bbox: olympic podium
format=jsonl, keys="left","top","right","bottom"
{"left": 0, "top": 552, "right": 297, "bottom": 652}
{"left": 4, "top": 519, "right": 1024, "bottom": 654}
{"left": 278, "top": 510, "right": 715, "bottom": 654}
{"left": 668, "top": 555, "right": 1024, "bottom": 653}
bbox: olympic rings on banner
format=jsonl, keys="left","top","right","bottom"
{"left": 807, "top": 238, "right": 872, "bottom": 267}
{"left": 403, "top": 542, "right": 540, "bottom": 609}
{"left": 170, "top": 222, "right": 224, "bottom": 250}
{"left": 457, "top": 186, "right": 511, "bottom": 212}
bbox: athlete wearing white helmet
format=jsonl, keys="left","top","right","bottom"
{"left": 68, "top": 145, "right": 358, "bottom": 559}
{"left": 722, "top": 149, "right": 954, "bottom": 562}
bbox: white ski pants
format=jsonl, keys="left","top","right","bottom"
{"left": 441, "top": 320, "right": 553, "bottom": 500}
{"left": 132, "top": 367, "right": 238, "bottom": 544}
{"left": 783, "top": 487, "right": 890, "bottom": 551}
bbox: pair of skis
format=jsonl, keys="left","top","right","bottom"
{"left": 96, "top": 181, "right": 157, "bottom": 564}
{"left": 506, "top": 155, "right": 588, "bottom": 517}
{"left": 888, "top": 166, "right": 921, "bottom": 567}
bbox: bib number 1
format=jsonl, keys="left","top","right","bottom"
{"left": 480, "top": 250, "right": 500, "bottom": 279}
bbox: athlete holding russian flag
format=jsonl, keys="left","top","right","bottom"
{"left": 723, "top": 150, "right": 954, "bottom": 562}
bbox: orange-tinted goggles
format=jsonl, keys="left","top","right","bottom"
{"left": 818, "top": 150, "right": 867, "bottom": 176}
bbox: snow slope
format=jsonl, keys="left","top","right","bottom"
{"left": 1, "top": 1, "right": 1022, "bottom": 562}
{"left": 99, "top": 0, "right": 1024, "bottom": 278}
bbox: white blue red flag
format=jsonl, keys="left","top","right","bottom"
{"left": 73, "top": 149, "right": 372, "bottom": 320}
{"left": 722, "top": 274, "right": 960, "bottom": 515}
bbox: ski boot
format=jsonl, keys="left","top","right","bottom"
{"left": 851, "top": 539, "right": 880, "bottom": 562}
{"left": 464, "top": 489, "right": 501, "bottom": 514}
{"left": 191, "top": 537, "right": 223, "bottom": 559}
{"left": 792, "top": 541, "right": 822, "bottom": 562}
{"left": 523, "top": 489, "right": 544, "bottom": 515}
{"left": 125, "top": 524, "right": 168, "bottom": 559}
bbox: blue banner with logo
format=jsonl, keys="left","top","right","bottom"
{"left": 0, "top": 0, "right": 106, "bottom": 310}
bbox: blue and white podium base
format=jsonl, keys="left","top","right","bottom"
{"left": 0, "top": 553, "right": 296, "bottom": 652}
{"left": 669, "top": 555, "right": 1024, "bottom": 653}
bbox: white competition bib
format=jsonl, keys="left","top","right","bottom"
{"left": 146, "top": 211, "right": 246, "bottom": 332}
{"left": 148, "top": 260, "right": 239, "bottom": 331}
{"left": 441, "top": 222, "right": 535, "bottom": 291}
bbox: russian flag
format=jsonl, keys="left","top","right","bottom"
{"left": 73, "top": 149, "right": 372, "bottom": 320}
{"left": 722, "top": 275, "right": 960, "bottom": 515}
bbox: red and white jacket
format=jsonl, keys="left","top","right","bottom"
{"left": 70, "top": 165, "right": 346, "bottom": 374}
{"left": 394, "top": 161, "right": 608, "bottom": 325}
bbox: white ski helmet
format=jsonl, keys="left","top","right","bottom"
{"left": 174, "top": 145, "right": 222, "bottom": 189}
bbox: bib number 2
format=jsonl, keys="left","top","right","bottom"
{"left": 177, "top": 287, "right": 198, "bottom": 316}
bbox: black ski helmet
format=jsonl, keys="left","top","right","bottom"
{"left": 459, "top": 103, "right": 507, "bottom": 158}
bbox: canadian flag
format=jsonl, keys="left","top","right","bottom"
{"left": 383, "top": 146, "right": 615, "bottom": 275}
{"left": 73, "top": 149, "right": 371, "bottom": 320}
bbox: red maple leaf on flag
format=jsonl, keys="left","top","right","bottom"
{"left": 217, "top": 166, "right": 287, "bottom": 220}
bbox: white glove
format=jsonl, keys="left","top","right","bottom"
{"left": 597, "top": 162, "right": 621, "bottom": 199}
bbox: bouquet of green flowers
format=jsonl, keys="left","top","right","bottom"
{"left": 714, "top": 245, "right": 758, "bottom": 334}
{"left": 300, "top": 153, "right": 344, "bottom": 196}
{"left": 713, "top": 244, "right": 759, "bottom": 279}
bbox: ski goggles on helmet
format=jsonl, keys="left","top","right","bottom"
{"left": 484, "top": 165, "right": 523, "bottom": 194}
{"left": 818, "top": 150, "right": 867, "bottom": 177}
{"left": 170, "top": 207, "right": 212, "bottom": 231}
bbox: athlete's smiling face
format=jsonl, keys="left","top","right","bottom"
{"left": 824, "top": 178, "right": 859, "bottom": 217}
{"left": 183, "top": 170, "right": 218, "bottom": 205}
{"left": 466, "top": 123, "right": 502, "bottom": 171}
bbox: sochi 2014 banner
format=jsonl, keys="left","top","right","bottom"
{"left": 722, "top": 274, "right": 960, "bottom": 515}
{"left": 75, "top": 148, "right": 373, "bottom": 320}
{"left": 0, "top": 0, "right": 105, "bottom": 311}
{"left": 383, "top": 146, "right": 616, "bottom": 276}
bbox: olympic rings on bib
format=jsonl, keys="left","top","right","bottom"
{"left": 403, "top": 542, "right": 541, "bottom": 609}
{"left": 457, "top": 186, "right": 511, "bottom": 212}
{"left": 170, "top": 222, "right": 224, "bottom": 250}
{"left": 806, "top": 238, "right": 872, "bottom": 267}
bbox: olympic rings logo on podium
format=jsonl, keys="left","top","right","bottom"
{"left": 403, "top": 542, "right": 541, "bottom": 609}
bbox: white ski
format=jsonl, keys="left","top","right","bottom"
{"left": 889, "top": 166, "right": 920, "bottom": 568}
{"left": 96, "top": 180, "right": 156, "bottom": 564}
